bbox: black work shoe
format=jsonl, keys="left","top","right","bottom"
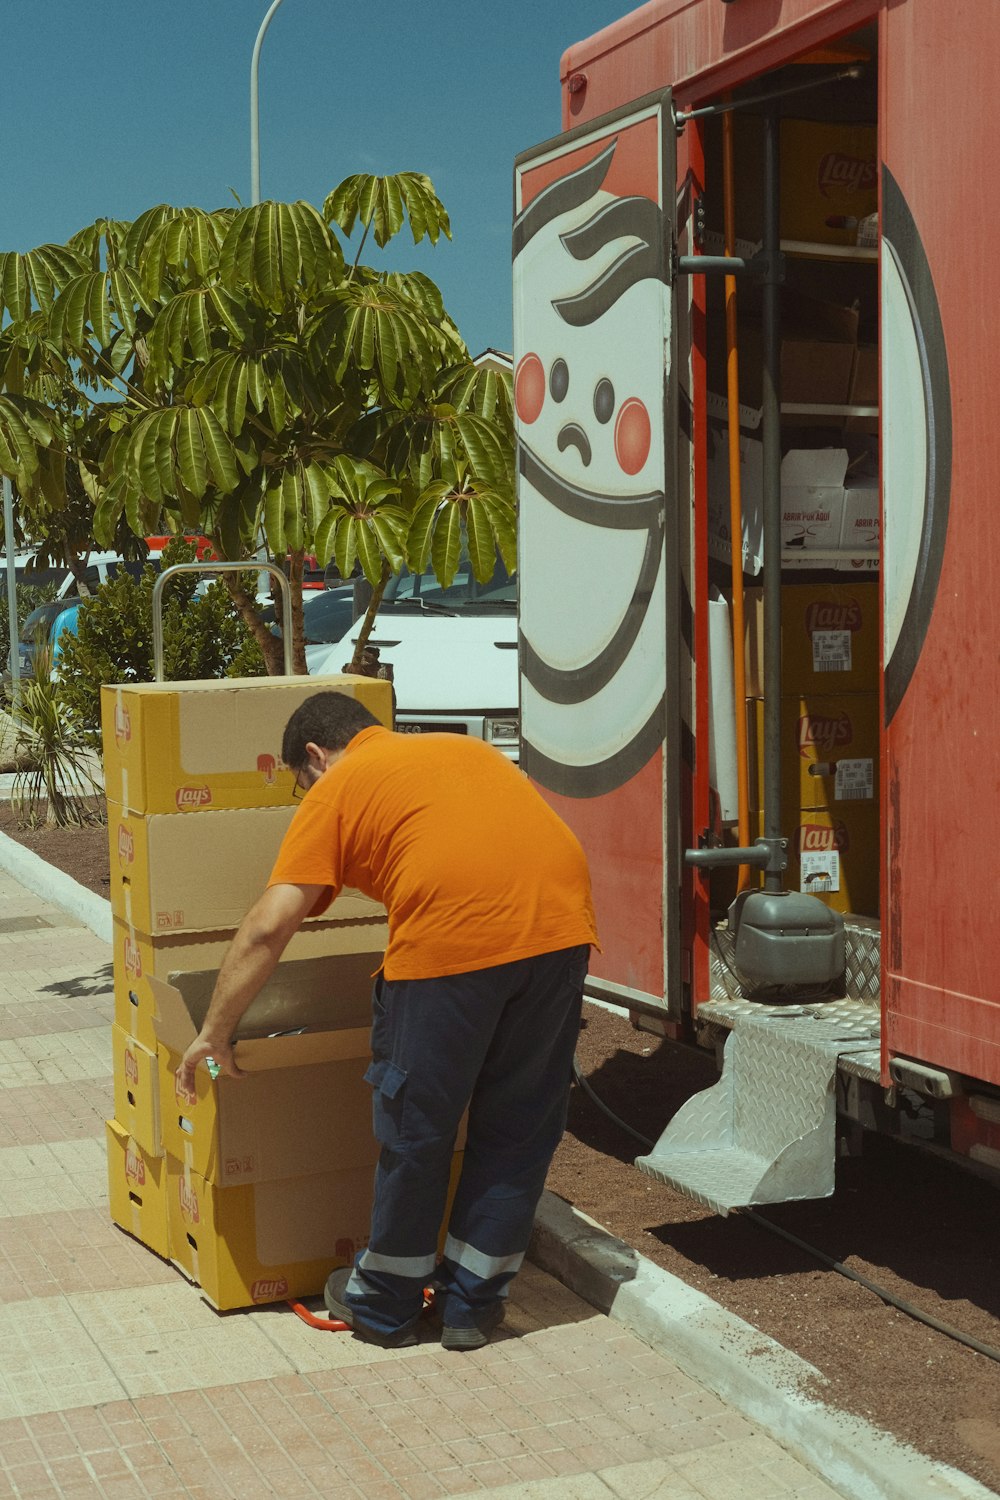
{"left": 440, "top": 1301, "right": 505, "bottom": 1351}
{"left": 323, "top": 1267, "right": 420, "bottom": 1349}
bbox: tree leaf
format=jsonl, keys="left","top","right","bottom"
{"left": 324, "top": 172, "right": 450, "bottom": 249}
{"left": 175, "top": 408, "right": 208, "bottom": 499}
{"left": 430, "top": 500, "right": 463, "bottom": 588}
{"left": 197, "top": 407, "right": 240, "bottom": 493}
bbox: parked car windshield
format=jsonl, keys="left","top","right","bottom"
{"left": 381, "top": 558, "right": 516, "bottom": 614}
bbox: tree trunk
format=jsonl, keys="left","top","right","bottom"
{"left": 347, "top": 561, "right": 390, "bottom": 674}
{"left": 66, "top": 553, "right": 92, "bottom": 597}
{"left": 289, "top": 548, "right": 307, "bottom": 675}
{"left": 222, "top": 573, "right": 284, "bottom": 675}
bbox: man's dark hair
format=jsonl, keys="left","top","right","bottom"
{"left": 282, "top": 692, "right": 381, "bottom": 769}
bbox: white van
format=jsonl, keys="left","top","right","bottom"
{"left": 306, "top": 559, "right": 520, "bottom": 760}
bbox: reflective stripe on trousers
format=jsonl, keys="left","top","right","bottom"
{"left": 343, "top": 944, "right": 589, "bottom": 1339}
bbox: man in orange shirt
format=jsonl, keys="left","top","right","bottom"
{"left": 177, "top": 690, "right": 598, "bottom": 1351}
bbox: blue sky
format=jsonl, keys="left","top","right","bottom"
{"left": 2, "top": 1, "right": 627, "bottom": 356}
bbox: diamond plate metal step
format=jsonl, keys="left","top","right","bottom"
{"left": 703, "top": 914, "right": 882, "bottom": 1083}
{"left": 636, "top": 1008, "right": 880, "bottom": 1215}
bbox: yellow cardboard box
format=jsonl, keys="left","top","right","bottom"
{"left": 107, "top": 801, "right": 383, "bottom": 936}
{"left": 106, "top": 1119, "right": 170, "bottom": 1260}
{"left": 783, "top": 805, "right": 880, "bottom": 917}
{"left": 151, "top": 955, "right": 377, "bottom": 1185}
{"left": 749, "top": 694, "right": 878, "bottom": 813}
{"left": 717, "top": 115, "right": 876, "bottom": 248}
{"left": 167, "top": 1152, "right": 464, "bottom": 1311}
{"left": 113, "top": 913, "right": 387, "bottom": 1054}
{"left": 780, "top": 119, "right": 877, "bottom": 247}
{"left": 111, "top": 1026, "right": 162, "bottom": 1158}
{"left": 101, "top": 675, "right": 391, "bottom": 815}
{"left": 745, "top": 583, "right": 878, "bottom": 698}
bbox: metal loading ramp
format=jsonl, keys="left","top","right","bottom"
{"left": 635, "top": 1009, "right": 880, "bottom": 1216}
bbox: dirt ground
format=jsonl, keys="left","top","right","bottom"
{"left": 2, "top": 811, "right": 999, "bottom": 1494}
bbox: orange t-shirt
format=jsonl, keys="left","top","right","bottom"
{"left": 268, "top": 726, "right": 599, "bottom": 981}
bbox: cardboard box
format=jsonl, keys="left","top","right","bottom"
{"left": 106, "top": 1119, "right": 170, "bottom": 1259}
{"left": 112, "top": 1027, "right": 162, "bottom": 1158}
{"left": 846, "top": 344, "right": 879, "bottom": 436}
{"left": 707, "top": 421, "right": 764, "bottom": 575}
{"left": 151, "top": 957, "right": 377, "bottom": 1185}
{"left": 113, "top": 914, "right": 387, "bottom": 1054}
{"left": 101, "top": 675, "right": 392, "bottom": 816}
{"left": 709, "top": 116, "right": 877, "bottom": 249}
{"left": 712, "top": 447, "right": 882, "bottom": 573}
{"left": 166, "top": 1151, "right": 464, "bottom": 1311}
{"left": 849, "top": 344, "right": 879, "bottom": 406}
{"left": 107, "top": 801, "right": 383, "bottom": 936}
{"left": 745, "top": 582, "right": 878, "bottom": 697}
{"left": 712, "top": 298, "right": 859, "bottom": 416}
{"left": 779, "top": 449, "right": 849, "bottom": 561}
{"left": 840, "top": 480, "right": 880, "bottom": 555}
{"left": 784, "top": 806, "right": 880, "bottom": 917}
{"left": 749, "top": 694, "right": 878, "bottom": 812}
{"left": 780, "top": 120, "right": 878, "bottom": 246}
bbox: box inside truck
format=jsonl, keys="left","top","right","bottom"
{"left": 700, "top": 24, "right": 881, "bottom": 927}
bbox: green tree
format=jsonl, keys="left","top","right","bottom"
{"left": 0, "top": 175, "right": 515, "bottom": 677}
{"left": 56, "top": 538, "right": 264, "bottom": 749}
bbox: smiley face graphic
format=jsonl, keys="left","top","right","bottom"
{"left": 513, "top": 127, "right": 673, "bottom": 797}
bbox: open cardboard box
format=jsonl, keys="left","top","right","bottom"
{"left": 143, "top": 955, "right": 466, "bottom": 1311}
{"left": 108, "top": 800, "right": 383, "bottom": 936}
{"left": 113, "top": 912, "right": 387, "bottom": 1054}
{"left": 150, "top": 953, "right": 379, "bottom": 1186}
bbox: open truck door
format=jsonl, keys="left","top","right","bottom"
{"left": 513, "top": 90, "right": 683, "bottom": 1020}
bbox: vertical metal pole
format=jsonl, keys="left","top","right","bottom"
{"left": 760, "top": 107, "right": 784, "bottom": 891}
{"left": 250, "top": 0, "right": 287, "bottom": 206}
{"left": 250, "top": 0, "right": 287, "bottom": 595}
{"left": 3, "top": 477, "right": 20, "bottom": 702}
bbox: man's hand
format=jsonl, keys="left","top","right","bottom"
{"left": 171, "top": 883, "right": 324, "bottom": 1098}
{"left": 176, "top": 1033, "right": 243, "bottom": 1096}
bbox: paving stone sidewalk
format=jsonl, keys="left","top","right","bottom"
{"left": 0, "top": 867, "right": 846, "bottom": 1500}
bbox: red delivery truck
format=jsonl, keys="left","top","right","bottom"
{"left": 513, "top": 0, "right": 1000, "bottom": 1213}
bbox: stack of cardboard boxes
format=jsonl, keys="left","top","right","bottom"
{"left": 745, "top": 584, "right": 879, "bottom": 916}
{"left": 102, "top": 674, "right": 444, "bottom": 1310}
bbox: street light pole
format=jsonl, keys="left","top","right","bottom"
{"left": 250, "top": 0, "right": 287, "bottom": 206}
{"left": 250, "top": 0, "right": 288, "bottom": 606}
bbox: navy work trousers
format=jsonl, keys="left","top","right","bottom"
{"left": 343, "top": 944, "right": 589, "bottom": 1339}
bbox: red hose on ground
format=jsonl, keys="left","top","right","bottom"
{"left": 287, "top": 1287, "right": 436, "bottom": 1332}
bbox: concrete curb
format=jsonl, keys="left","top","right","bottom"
{"left": 0, "top": 836, "right": 991, "bottom": 1499}
{"left": 529, "top": 1192, "right": 995, "bottom": 1500}
{"left": 0, "top": 828, "right": 112, "bottom": 943}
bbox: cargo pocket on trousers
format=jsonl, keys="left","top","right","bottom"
{"left": 364, "top": 1058, "right": 408, "bottom": 1150}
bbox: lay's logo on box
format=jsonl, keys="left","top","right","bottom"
{"left": 798, "top": 712, "right": 852, "bottom": 756}
{"left": 174, "top": 1070, "right": 197, "bottom": 1107}
{"left": 796, "top": 821, "right": 850, "bottom": 856}
{"left": 114, "top": 702, "right": 131, "bottom": 748}
{"left": 122, "top": 935, "right": 143, "bottom": 978}
{"left": 117, "top": 823, "right": 134, "bottom": 867}
{"left": 251, "top": 1278, "right": 289, "bottom": 1302}
{"left": 818, "top": 152, "right": 876, "bottom": 198}
{"left": 124, "top": 1142, "right": 146, "bottom": 1187}
{"left": 804, "top": 600, "right": 863, "bottom": 635}
{"left": 178, "top": 1177, "right": 200, "bottom": 1224}
{"left": 124, "top": 1047, "right": 139, "bottom": 1087}
{"left": 175, "top": 785, "right": 212, "bottom": 811}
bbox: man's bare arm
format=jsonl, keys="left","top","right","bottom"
{"left": 175, "top": 882, "right": 326, "bottom": 1091}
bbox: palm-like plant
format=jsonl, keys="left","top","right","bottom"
{"left": 0, "top": 172, "right": 515, "bottom": 678}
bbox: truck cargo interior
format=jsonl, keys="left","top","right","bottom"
{"left": 700, "top": 25, "right": 880, "bottom": 958}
